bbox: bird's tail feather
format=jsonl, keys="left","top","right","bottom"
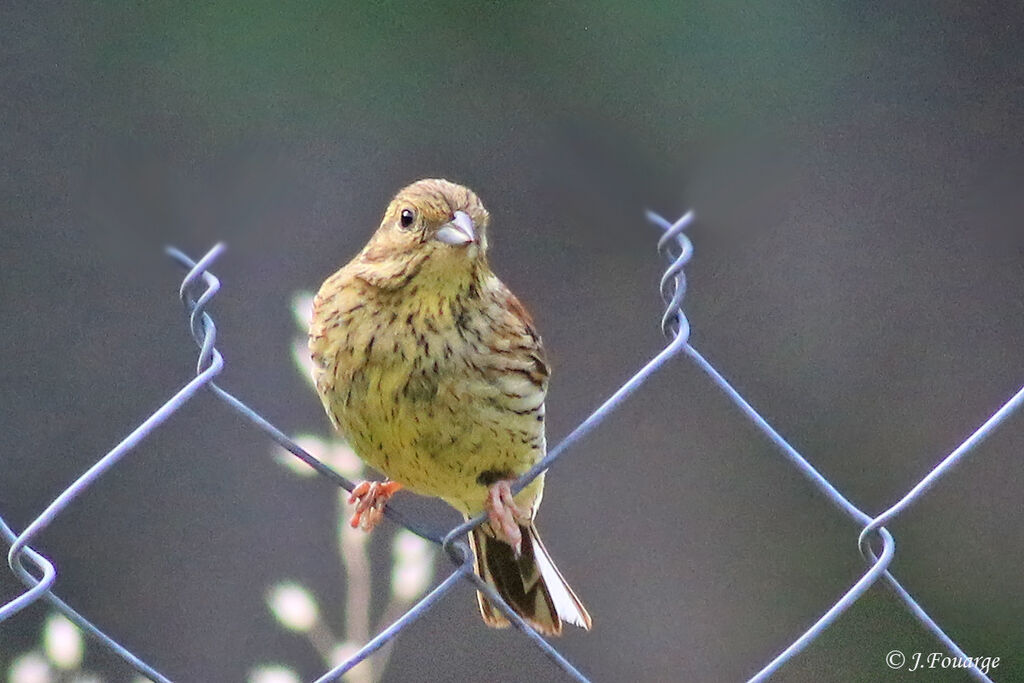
{"left": 470, "top": 521, "right": 591, "bottom": 636}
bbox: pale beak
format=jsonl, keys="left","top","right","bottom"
{"left": 434, "top": 210, "right": 476, "bottom": 246}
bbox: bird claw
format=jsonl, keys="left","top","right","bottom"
{"left": 348, "top": 480, "right": 402, "bottom": 531}
{"left": 485, "top": 480, "right": 525, "bottom": 556}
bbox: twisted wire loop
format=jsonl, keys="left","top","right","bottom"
{"left": 2, "top": 208, "right": 1015, "bottom": 682}
{"left": 640, "top": 212, "right": 1016, "bottom": 683}
{"left": 0, "top": 245, "right": 239, "bottom": 683}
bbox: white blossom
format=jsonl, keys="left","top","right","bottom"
{"left": 329, "top": 642, "right": 360, "bottom": 667}
{"left": 290, "top": 339, "right": 317, "bottom": 389}
{"left": 8, "top": 652, "right": 52, "bottom": 683}
{"left": 272, "top": 434, "right": 327, "bottom": 477}
{"left": 391, "top": 529, "right": 434, "bottom": 601}
{"left": 247, "top": 664, "right": 302, "bottom": 683}
{"left": 267, "top": 582, "right": 320, "bottom": 632}
{"left": 291, "top": 292, "right": 314, "bottom": 330}
{"left": 290, "top": 292, "right": 317, "bottom": 388}
{"left": 325, "top": 442, "right": 363, "bottom": 479}
{"left": 69, "top": 675, "right": 102, "bottom": 683}
{"left": 42, "top": 613, "right": 83, "bottom": 670}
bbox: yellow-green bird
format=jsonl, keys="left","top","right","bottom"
{"left": 308, "top": 178, "right": 591, "bottom": 635}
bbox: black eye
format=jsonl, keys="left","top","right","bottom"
{"left": 399, "top": 208, "right": 415, "bottom": 229}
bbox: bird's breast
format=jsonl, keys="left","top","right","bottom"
{"left": 317, "top": 293, "right": 545, "bottom": 510}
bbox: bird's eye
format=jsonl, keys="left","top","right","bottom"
{"left": 399, "top": 208, "right": 415, "bottom": 229}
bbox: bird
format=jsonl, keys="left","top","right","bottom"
{"left": 308, "top": 178, "right": 591, "bottom": 635}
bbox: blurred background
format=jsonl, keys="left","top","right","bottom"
{"left": 2, "top": 2, "right": 1022, "bottom": 681}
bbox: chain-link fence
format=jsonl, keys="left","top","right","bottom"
{"left": 2, "top": 210, "right": 1017, "bottom": 681}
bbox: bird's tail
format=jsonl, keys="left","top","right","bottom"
{"left": 469, "top": 521, "right": 591, "bottom": 636}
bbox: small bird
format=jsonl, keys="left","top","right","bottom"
{"left": 308, "top": 178, "right": 591, "bottom": 635}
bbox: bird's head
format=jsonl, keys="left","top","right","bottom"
{"left": 355, "top": 178, "right": 491, "bottom": 290}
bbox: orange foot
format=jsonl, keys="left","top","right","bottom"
{"left": 348, "top": 480, "right": 403, "bottom": 531}
{"left": 485, "top": 480, "right": 525, "bottom": 556}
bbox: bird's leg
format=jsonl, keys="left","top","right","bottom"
{"left": 485, "top": 480, "right": 526, "bottom": 556}
{"left": 348, "top": 480, "right": 403, "bottom": 531}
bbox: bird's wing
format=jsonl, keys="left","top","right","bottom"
{"left": 502, "top": 285, "right": 550, "bottom": 390}
{"left": 475, "top": 275, "right": 550, "bottom": 416}
{"left": 308, "top": 267, "right": 366, "bottom": 428}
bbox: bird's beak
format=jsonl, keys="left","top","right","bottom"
{"left": 434, "top": 210, "right": 476, "bottom": 246}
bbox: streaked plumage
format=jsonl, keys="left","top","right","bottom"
{"left": 308, "top": 178, "right": 590, "bottom": 634}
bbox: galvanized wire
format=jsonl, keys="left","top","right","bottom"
{"left": 646, "top": 211, "right": 1011, "bottom": 682}
{"left": 1, "top": 208, "right": 1018, "bottom": 682}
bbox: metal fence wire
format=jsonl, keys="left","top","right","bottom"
{"left": 2, "top": 209, "right": 1022, "bottom": 682}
